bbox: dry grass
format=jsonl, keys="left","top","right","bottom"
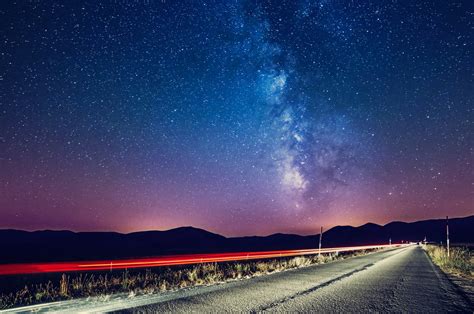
{"left": 0, "top": 250, "right": 372, "bottom": 309}
{"left": 424, "top": 245, "right": 473, "bottom": 278}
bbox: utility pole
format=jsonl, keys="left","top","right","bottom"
{"left": 446, "top": 216, "right": 450, "bottom": 259}
{"left": 318, "top": 226, "right": 323, "bottom": 257}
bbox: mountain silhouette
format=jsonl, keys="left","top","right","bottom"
{"left": 0, "top": 215, "right": 472, "bottom": 263}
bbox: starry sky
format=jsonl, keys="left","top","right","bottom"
{"left": 0, "top": 0, "right": 472, "bottom": 236}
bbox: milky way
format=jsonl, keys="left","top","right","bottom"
{"left": 0, "top": 0, "right": 472, "bottom": 235}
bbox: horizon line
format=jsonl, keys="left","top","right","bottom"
{"left": 1, "top": 214, "right": 472, "bottom": 238}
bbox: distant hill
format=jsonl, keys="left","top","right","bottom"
{"left": 0, "top": 215, "right": 472, "bottom": 263}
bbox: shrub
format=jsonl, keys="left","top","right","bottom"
{"left": 424, "top": 245, "right": 473, "bottom": 277}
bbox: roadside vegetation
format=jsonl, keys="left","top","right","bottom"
{"left": 0, "top": 249, "right": 376, "bottom": 309}
{"left": 424, "top": 245, "right": 473, "bottom": 279}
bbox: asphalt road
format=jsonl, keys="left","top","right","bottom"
{"left": 4, "top": 246, "right": 472, "bottom": 313}
{"left": 127, "top": 245, "right": 472, "bottom": 313}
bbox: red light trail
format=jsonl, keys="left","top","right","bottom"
{"left": 0, "top": 244, "right": 405, "bottom": 276}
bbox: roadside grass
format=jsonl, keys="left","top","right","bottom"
{"left": 424, "top": 245, "right": 473, "bottom": 278}
{"left": 0, "top": 249, "right": 376, "bottom": 309}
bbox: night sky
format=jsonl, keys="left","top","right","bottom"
{"left": 1, "top": 0, "right": 472, "bottom": 236}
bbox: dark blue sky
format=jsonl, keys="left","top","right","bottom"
{"left": 1, "top": 0, "right": 472, "bottom": 235}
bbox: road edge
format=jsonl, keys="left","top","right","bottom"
{"left": 421, "top": 248, "right": 474, "bottom": 310}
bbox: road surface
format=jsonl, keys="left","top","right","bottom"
{"left": 4, "top": 246, "right": 472, "bottom": 313}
